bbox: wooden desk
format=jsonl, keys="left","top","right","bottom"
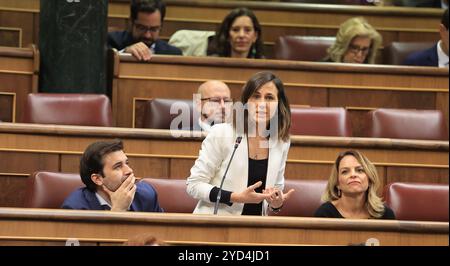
{"left": 111, "top": 54, "right": 449, "bottom": 134}
{"left": 0, "top": 208, "right": 447, "bottom": 246}
{"left": 0, "top": 46, "right": 39, "bottom": 123}
{"left": 0, "top": 123, "right": 447, "bottom": 207}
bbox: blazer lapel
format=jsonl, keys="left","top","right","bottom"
{"left": 265, "top": 136, "right": 279, "bottom": 188}
{"left": 429, "top": 45, "right": 439, "bottom": 66}
{"left": 230, "top": 134, "right": 249, "bottom": 190}
{"left": 84, "top": 189, "right": 103, "bottom": 210}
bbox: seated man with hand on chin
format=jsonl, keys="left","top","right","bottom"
{"left": 62, "top": 139, "right": 163, "bottom": 212}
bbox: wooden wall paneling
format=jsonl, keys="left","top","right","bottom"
{"left": 0, "top": 10, "right": 34, "bottom": 47}
{"left": 0, "top": 123, "right": 447, "bottom": 208}
{"left": 113, "top": 55, "right": 448, "bottom": 128}
{"left": 0, "top": 174, "right": 28, "bottom": 207}
{"left": 133, "top": 97, "right": 150, "bottom": 128}
{"left": 0, "top": 46, "right": 38, "bottom": 122}
{"left": 169, "top": 158, "right": 196, "bottom": 179}
{"left": 0, "top": 150, "right": 59, "bottom": 174}
{"left": 0, "top": 208, "right": 447, "bottom": 246}
{"left": 60, "top": 154, "right": 81, "bottom": 173}
{"left": 287, "top": 144, "right": 448, "bottom": 166}
{"left": 346, "top": 108, "right": 375, "bottom": 138}
{"left": 0, "top": 239, "right": 99, "bottom": 246}
{"left": 385, "top": 167, "right": 449, "bottom": 185}
{"left": 0, "top": 92, "right": 15, "bottom": 122}
{"left": 436, "top": 92, "right": 449, "bottom": 129}
{"left": 127, "top": 155, "right": 171, "bottom": 179}
{"left": 60, "top": 153, "right": 172, "bottom": 179}
{"left": 0, "top": 27, "right": 21, "bottom": 47}
{"left": 0, "top": 73, "right": 32, "bottom": 122}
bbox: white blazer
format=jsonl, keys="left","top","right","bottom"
{"left": 186, "top": 123, "right": 290, "bottom": 215}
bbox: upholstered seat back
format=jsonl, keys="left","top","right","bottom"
{"left": 22, "top": 93, "right": 113, "bottom": 126}
{"left": 23, "top": 171, "right": 198, "bottom": 213}
{"left": 383, "top": 42, "right": 434, "bottom": 65}
{"left": 365, "top": 108, "right": 448, "bottom": 140}
{"left": 290, "top": 107, "right": 352, "bottom": 137}
{"left": 142, "top": 98, "right": 195, "bottom": 130}
{"left": 168, "top": 30, "right": 215, "bottom": 56}
{"left": 270, "top": 180, "right": 327, "bottom": 217}
{"left": 143, "top": 178, "right": 197, "bottom": 213}
{"left": 384, "top": 182, "right": 449, "bottom": 222}
{"left": 274, "top": 36, "right": 335, "bottom": 61}
{"left": 24, "top": 171, "right": 83, "bottom": 208}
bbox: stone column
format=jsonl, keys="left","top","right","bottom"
{"left": 39, "top": 0, "right": 108, "bottom": 94}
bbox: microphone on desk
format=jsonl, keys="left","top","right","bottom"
{"left": 214, "top": 136, "right": 243, "bottom": 215}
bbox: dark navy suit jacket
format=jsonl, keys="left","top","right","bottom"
{"left": 61, "top": 182, "right": 164, "bottom": 212}
{"left": 403, "top": 44, "right": 439, "bottom": 67}
{"left": 107, "top": 30, "right": 182, "bottom": 56}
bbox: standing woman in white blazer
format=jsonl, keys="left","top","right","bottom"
{"left": 187, "top": 71, "right": 295, "bottom": 215}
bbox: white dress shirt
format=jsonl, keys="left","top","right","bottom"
{"left": 437, "top": 40, "right": 449, "bottom": 68}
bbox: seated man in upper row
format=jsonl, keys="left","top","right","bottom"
{"left": 108, "top": 0, "right": 182, "bottom": 61}
{"left": 403, "top": 8, "right": 448, "bottom": 67}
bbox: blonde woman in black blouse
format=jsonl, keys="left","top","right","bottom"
{"left": 315, "top": 150, "right": 395, "bottom": 219}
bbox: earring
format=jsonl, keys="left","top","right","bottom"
{"left": 337, "top": 188, "right": 342, "bottom": 197}
{"left": 251, "top": 44, "right": 256, "bottom": 58}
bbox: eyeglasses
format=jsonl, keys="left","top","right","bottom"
{"left": 134, "top": 22, "right": 161, "bottom": 33}
{"left": 201, "top": 97, "right": 233, "bottom": 104}
{"left": 348, "top": 44, "right": 370, "bottom": 55}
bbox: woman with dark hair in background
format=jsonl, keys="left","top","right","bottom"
{"left": 207, "top": 8, "right": 264, "bottom": 59}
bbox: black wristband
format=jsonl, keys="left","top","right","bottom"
{"left": 270, "top": 204, "right": 283, "bottom": 213}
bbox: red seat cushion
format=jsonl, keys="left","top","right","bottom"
{"left": 274, "top": 36, "right": 335, "bottom": 61}
{"left": 290, "top": 107, "right": 352, "bottom": 137}
{"left": 22, "top": 93, "right": 112, "bottom": 126}
{"left": 270, "top": 179, "right": 327, "bottom": 217}
{"left": 366, "top": 108, "right": 448, "bottom": 140}
{"left": 384, "top": 182, "right": 449, "bottom": 222}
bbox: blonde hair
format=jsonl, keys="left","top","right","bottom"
{"left": 322, "top": 150, "right": 386, "bottom": 218}
{"left": 327, "top": 17, "right": 382, "bottom": 64}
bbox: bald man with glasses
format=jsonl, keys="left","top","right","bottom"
{"left": 195, "top": 80, "right": 233, "bottom": 132}
{"left": 108, "top": 0, "right": 182, "bottom": 61}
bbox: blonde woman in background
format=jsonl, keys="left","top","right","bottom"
{"left": 323, "top": 17, "right": 382, "bottom": 64}
{"left": 314, "top": 150, "right": 395, "bottom": 219}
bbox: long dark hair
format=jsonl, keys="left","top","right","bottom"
{"left": 234, "top": 71, "right": 291, "bottom": 142}
{"left": 207, "top": 8, "right": 264, "bottom": 59}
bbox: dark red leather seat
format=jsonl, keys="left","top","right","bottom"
{"left": 23, "top": 171, "right": 198, "bottom": 213}
{"left": 383, "top": 41, "right": 434, "bottom": 65}
{"left": 143, "top": 178, "right": 197, "bottom": 213}
{"left": 23, "top": 171, "right": 83, "bottom": 208}
{"left": 270, "top": 179, "right": 327, "bottom": 217}
{"left": 274, "top": 36, "right": 335, "bottom": 61}
{"left": 384, "top": 182, "right": 449, "bottom": 222}
{"left": 365, "top": 108, "right": 448, "bottom": 140}
{"left": 142, "top": 98, "right": 195, "bottom": 130}
{"left": 22, "top": 93, "right": 113, "bottom": 126}
{"left": 290, "top": 107, "right": 352, "bottom": 137}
